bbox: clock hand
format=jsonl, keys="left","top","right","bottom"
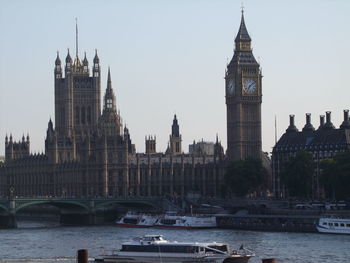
{"left": 248, "top": 83, "right": 253, "bottom": 91}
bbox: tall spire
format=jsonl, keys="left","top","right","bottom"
{"left": 93, "top": 49, "right": 100, "bottom": 64}
{"left": 171, "top": 115, "right": 179, "bottom": 137}
{"left": 75, "top": 18, "right": 79, "bottom": 58}
{"left": 66, "top": 48, "right": 72, "bottom": 63}
{"left": 83, "top": 52, "right": 88, "bottom": 66}
{"left": 103, "top": 67, "right": 116, "bottom": 111}
{"left": 274, "top": 115, "right": 277, "bottom": 144}
{"left": 55, "top": 51, "right": 61, "bottom": 65}
{"left": 235, "top": 9, "right": 251, "bottom": 43}
{"left": 107, "top": 66, "right": 112, "bottom": 89}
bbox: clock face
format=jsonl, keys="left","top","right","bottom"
{"left": 227, "top": 79, "right": 235, "bottom": 95}
{"left": 243, "top": 78, "right": 257, "bottom": 94}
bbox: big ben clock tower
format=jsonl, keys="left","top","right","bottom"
{"left": 225, "top": 10, "right": 262, "bottom": 161}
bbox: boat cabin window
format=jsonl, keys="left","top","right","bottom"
{"left": 143, "top": 236, "right": 164, "bottom": 242}
{"left": 347, "top": 224, "right": 350, "bottom": 227}
{"left": 322, "top": 222, "right": 327, "bottom": 225}
{"left": 121, "top": 245, "right": 199, "bottom": 253}
{"left": 123, "top": 218, "right": 138, "bottom": 224}
{"left": 334, "top": 223, "right": 339, "bottom": 227}
{"left": 340, "top": 223, "right": 345, "bottom": 227}
{"left": 329, "top": 223, "right": 333, "bottom": 226}
{"left": 160, "top": 219, "right": 177, "bottom": 225}
{"left": 207, "top": 245, "right": 228, "bottom": 254}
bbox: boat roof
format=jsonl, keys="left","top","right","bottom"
{"left": 124, "top": 235, "right": 226, "bottom": 247}
{"left": 319, "top": 217, "right": 350, "bottom": 222}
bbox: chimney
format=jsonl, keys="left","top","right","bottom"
{"left": 306, "top": 113, "right": 311, "bottom": 124}
{"left": 290, "top": 115, "right": 295, "bottom": 126}
{"left": 286, "top": 114, "right": 298, "bottom": 133}
{"left": 340, "top": 109, "right": 350, "bottom": 129}
{"left": 319, "top": 115, "right": 325, "bottom": 129}
{"left": 345, "top": 109, "right": 349, "bottom": 121}
{"left": 323, "top": 111, "right": 335, "bottom": 129}
{"left": 302, "top": 113, "right": 315, "bottom": 132}
{"left": 326, "top": 111, "right": 331, "bottom": 123}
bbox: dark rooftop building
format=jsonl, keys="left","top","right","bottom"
{"left": 272, "top": 110, "right": 350, "bottom": 198}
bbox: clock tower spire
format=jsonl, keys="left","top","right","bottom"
{"left": 235, "top": 9, "right": 252, "bottom": 49}
{"left": 225, "top": 10, "right": 262, "bottom": 161}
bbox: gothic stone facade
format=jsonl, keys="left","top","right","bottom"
{"left": 0, "top": 12, "right": 261, "bottom": 198}
{"left": 272, "top": 111, "right": 350, "bottom": 198}
{"left": 0, "top": 51, "right": 226, "bottom": 198}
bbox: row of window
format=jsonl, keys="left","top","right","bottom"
{"left": 121, "top": 245, "right": 202, "bottom": 253}
{"left": 323, "top": 222, "right": 350, "bottom": 227}
{"left": 274, "top": 150, "right": 345, "bottom": 160}
{"left": 275, "top": 145, "right": 347, "bottom": 152}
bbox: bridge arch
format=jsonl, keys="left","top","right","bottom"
{"left": 15, "top": 200, "right": 90, "bottom": 213}
{"left": 0, "top": 204, "right": 9, "bottom": 213}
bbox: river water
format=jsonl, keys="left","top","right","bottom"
{"left": 0, "top": 221, "right": 349, "bottom": 263}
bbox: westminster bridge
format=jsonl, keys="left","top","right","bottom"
{"left": 0, "top": 196, "right": 163, "bottom": 228}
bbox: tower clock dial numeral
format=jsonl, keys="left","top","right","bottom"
{"left": 243, "top": 78, "right": 257, "bottom": 94}
{"left": 227, "top": 79, "right": 235, "bottom": 95}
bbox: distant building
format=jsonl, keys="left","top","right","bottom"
{"left": 0, "top": 48, "right": 225, "bottom": 199}
{"left": 272, "top": 111, "right": 350, "bottom": 198}
{"left": 189, "top": 140, "right": 215, "bottom": 155}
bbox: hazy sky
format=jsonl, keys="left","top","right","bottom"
{"left": 0, "top": 0, "right": 349, "bottom": 156}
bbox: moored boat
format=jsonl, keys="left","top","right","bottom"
{"left": 155, "top": 213, "right": 217, "bottom": 229}
{"left": 95, "top": 235, "right": 253, "bottom": 263}
{"left": 116, "top": 212, "right": 158, "bottom": 228}
{"left": 316, "top": 217, "right": 350, "bottom": 234}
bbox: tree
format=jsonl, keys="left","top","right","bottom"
{"left": 225, "top": 158, "right": 267, "bottom": 197}
{"left": 280, "top": 151, "right": 314, "bottom": 198}
{"left": 320, "top": 151, "right": 350, "bottom": 200}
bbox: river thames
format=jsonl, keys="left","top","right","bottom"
{"left": 0, "top": 221, "right": 349, "bottom": 263}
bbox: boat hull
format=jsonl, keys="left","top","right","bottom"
{"left": 96, "top": 254, "right": 252, "bottom": 263}
{"left": 316, "top": 225, "right": 350, "bottom": 234}
{"left": 116, "top": 223, "right": 153, "bottom": 228}
{"left": 155, "top": 225, "right": 216, "bottom": 229}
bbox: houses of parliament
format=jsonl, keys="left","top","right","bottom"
{"left": 0, "top": 11, "right": 264, "bottom": 198}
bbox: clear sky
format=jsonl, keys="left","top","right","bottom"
{"left": 0, "top": 0, "right": 349, "bottom": 156}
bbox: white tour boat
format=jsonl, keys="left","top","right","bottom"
{"left": 316, "top": 217, "right": 350, "bottom": 234}
{"left": 155, "top": 214, "right": 217, "bottom": 229}
{"left": 116, "top": 212, "right": 158, "bottom": 228}
{"left": 96, "top": 235, "right": 253, "bottom": 263}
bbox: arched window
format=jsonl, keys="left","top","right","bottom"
{"left": 75, "top": 106, "right": 80, "bottom": 124}
{"left": 106, "top": 99, "right": 113, "bottom": 109}
{"left": 81, "top": 106, "right": 86, "bottom": 124}
{"left": 87, "top": 106, "right": 91, "bottom": 124}
{"left": 60, "top": 107, "right": 65, "bottom": 127}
